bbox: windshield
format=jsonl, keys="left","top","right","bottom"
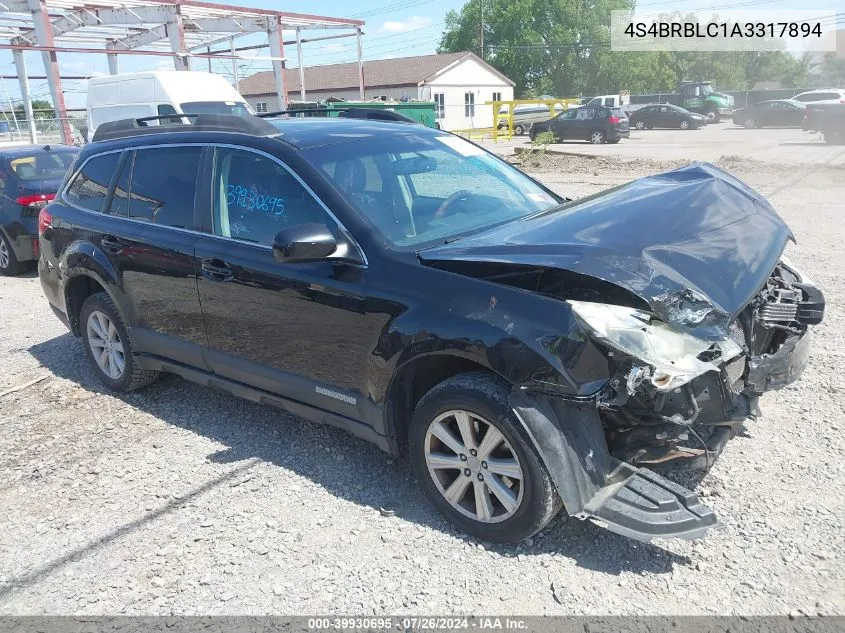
{"left": 304, "top": 132, "right": 560, "bottom": 248}
{"left": 6, "top": 151, "right": 76, "bottom": 181}
{"left": 180, "top": 101, "right": 253, "bottom": 116}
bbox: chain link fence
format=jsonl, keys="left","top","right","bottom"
{"left": 0, "top": 116, "right": 87, "bottom": 146}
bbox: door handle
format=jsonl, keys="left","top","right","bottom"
{"left": 200, "top": 258, "right": 234, "bottom": 282}
{"left": 101, "top": 236, "right": 123, "bottom": 255}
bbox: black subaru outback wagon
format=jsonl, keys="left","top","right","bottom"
{"left": 38, "top": 114, "right": 823, "bottom": 543}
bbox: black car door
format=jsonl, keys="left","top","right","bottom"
{"left": 194, "top": 145, "right": 370, "bottom": 421}
{"left": 551, "top": 109, "right": 577, "bottom": 139}
{"left": 64, "top": 147, "right": 207, "bottom": 364}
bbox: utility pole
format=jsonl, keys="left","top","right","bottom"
{"left": 479, "top": 0, "right": 484, "bottom": 60}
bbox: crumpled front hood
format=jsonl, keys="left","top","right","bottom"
{"left": 419, "top": 162, "right": 793, "bottom": 340}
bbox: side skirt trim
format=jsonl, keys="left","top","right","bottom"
{"left": 135, "top": 353, "right": 391, "bottom": 453}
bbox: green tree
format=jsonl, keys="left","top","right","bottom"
{"left": 439, "top": 1, "right": 814, "bottom": 97}
{"left": 14, "top": 99, "right": 54, "bottom": 119}
{"left": 818, "top": 52, "right": 845, "bottom": 87}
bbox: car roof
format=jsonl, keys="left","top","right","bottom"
{"left": 267, "top": 117, "right": 448, "bottom": 150}
{"left": 0, "top": 144, "right": 78, "bottom": 158}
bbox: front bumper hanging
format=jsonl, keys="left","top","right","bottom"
{"left": 511, "top": 391, "right": 718, "bottom": 542}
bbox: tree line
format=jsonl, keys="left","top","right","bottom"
{"left": 438, "top": 0, "right": 844, "bottom": 97}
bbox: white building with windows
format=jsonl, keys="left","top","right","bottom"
{"left": 238, "top": 51, "right": 514, "bottom": 131}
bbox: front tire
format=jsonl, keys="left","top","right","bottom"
{"left": 743, "top": 117, "right": 757, "bottom": 129}
{"left": 514, "top": 124, "right": 525, "bottom": 136}
{"left": 680, "top": 120, "right": 690, "bottom": 130}
{"left": 410, "top": 372, "right": 560, "bottom": 543}
{"left": 634, "top": 120, "right": 646, "bottom": 130}
{"left": 80, "top": 292, "right": 159, "bottom": 392}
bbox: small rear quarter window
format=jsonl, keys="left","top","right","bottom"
{"left": 65, "top": 152, "right": 121, "bottom": 212}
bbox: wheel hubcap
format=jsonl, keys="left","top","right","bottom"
{"left": 424, "top": 410, "right": 524, "bottom": 523}
{"left": 86, "top": 310, "right": 125, "bottom": 380}
{"left": 636, "top": 121, "right": 644, "bottom": 129}
{"left": 0, "top": 239, "right": 8, "bottom": 269}
{"left": 592, "top": 132, "right": 603, "bottom": 143}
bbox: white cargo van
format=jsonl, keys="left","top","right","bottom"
{"left": 86, "top": 71, "right": 254, "bottom": 137}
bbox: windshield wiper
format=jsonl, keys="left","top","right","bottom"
{"left": 443, "top": 236, "right": 462, "bottom": 244}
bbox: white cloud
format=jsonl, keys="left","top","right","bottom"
{"left": 382, "top": 15, "right": 431, "bottom": 33}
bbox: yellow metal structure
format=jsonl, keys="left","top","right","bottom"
{"left": 489, "top": 98, "right": 581, "bottom": 142}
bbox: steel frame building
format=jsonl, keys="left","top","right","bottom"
{"left": 0, "top": 0, "right": 364, "bottom": 143}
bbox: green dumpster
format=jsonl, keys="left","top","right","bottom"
{"left": 325, "top": 101, "right": 437, "bottom": 128}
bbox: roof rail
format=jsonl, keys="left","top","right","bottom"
{"left": 259, "top": 107, "right": 419, "bottom": 124}
{"left": 91, "top": 114, "right": 280, "bottom": 143}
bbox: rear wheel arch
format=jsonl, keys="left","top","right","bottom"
{"left": 64, "top": 273, "right": 126, "bottom": 337}
{"left": 383, "top": 353, "right": 507, "bottom": 455}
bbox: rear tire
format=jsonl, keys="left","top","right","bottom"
{"left": 514, "top": 124, "right": 525, "bottom": 136}
{"left": 590, "top": 130, "right": 606, "bottom": 144}
{"left": 0, "top": 232, "right": 27, "bottom": 276}
{"left": 80, "top": 292, "right": 159, "bottom": 392}
{"left": 410, "top": 372, "right": 560, "bottom": 543}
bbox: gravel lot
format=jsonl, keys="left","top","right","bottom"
{"left": 0, "top": 139, "right": 843, "bottom": 616}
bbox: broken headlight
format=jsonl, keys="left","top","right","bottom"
{"left": 568, "top": 300, "right": 743, "bottom": 391}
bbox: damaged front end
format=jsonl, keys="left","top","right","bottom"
{"left": 510, "top": 258, "right": 824, "bottom": 542}
{"left": 419, "top": 162, "right": 825, "bottom": 541}
{"left": 588, "top": 259, "right": 824, "bottom": 472}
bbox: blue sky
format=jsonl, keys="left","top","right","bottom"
{"left": 0, "top": 0, "right": 841, "bottom": 109}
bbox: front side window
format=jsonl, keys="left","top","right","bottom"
{"left": 212, "top": 147, "right": 330, "bottom": 245}
{"left": 464, "top": 92, "right": 475, "bottom": 117}
{"left": 65, "top": 152, "right": 121, "bottom": 212}
{"left": 124, "top": 147, "right": 202, "bottom": 228}
{"left": 306, "top": 131, "right": 559, "bottom": 249}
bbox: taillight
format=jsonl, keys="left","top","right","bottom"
{"left": 608, "top": 115, "right": 621, "bottom": 124}
{"left": 17, "top": 193, "right": 54, "bottom": 209}
{"left": 38, "top": 207, "right": 52, "bottom": 234}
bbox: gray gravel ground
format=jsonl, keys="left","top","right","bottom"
{"left": 0, "top": 152, "right": 843, "bottom": 616}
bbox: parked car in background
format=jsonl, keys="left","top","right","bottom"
{"left": 733, "top": 100, "right": 806, "bottom": 129}
{"left": 791, "top": 89, "right": 845, "bottom": 104}
{"left": 803, "top": 102, "right": 845, "bottom": 144}
{"left": 579, "top": 92, "right": 630, "bottom": 109}
{"left": 496, "top": 103, "right": 564, "bottom": 135}
{"left": 0, "top": 144, "right": 78, "bottom": 275}
{"left": 529, "top": 106, "right": 630, "bottom": 144}
{"left": 87, "top": 71, "right": 254, "bottom": 137}
{"left": 628, "top": 104, "right": 707, "bottom": 130}
{"left": 39, "top": 114, "right": 824, "bottom": 544}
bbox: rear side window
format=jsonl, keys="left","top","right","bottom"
{"left": 125, "top": 147, "right": 202, "bottom": 228}
{"left": 611, "top": 108, "right": 626, "bottom": 118}
{"left": 8, "top": 152, "right": 75, "bottom": 181}
{"left": 65, "top": 152, "right": 121, "bottom": 212}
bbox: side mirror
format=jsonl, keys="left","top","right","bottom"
{"left": 272, "top": 223, "right": 337, "bottom": 263}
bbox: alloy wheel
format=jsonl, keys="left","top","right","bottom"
{"left": 744, "top": 118, "right": 756, "bottom": 129}
{"left": 591, "top": 131, "right": 605, "bottom": 144}
{"left": 424, "top": 409, "right": 524, "bottom": 523}
{"left": 635, "top": 120, "right": 645, "bottom": 130}
{"left": 680, "top": 120, "right": 689, "bottom": 129}
{"left": 0, "top": 239, "right": 8, "bottom": 270}
{"left": 86, "top": 310, "right": 126, "bottom": 380}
